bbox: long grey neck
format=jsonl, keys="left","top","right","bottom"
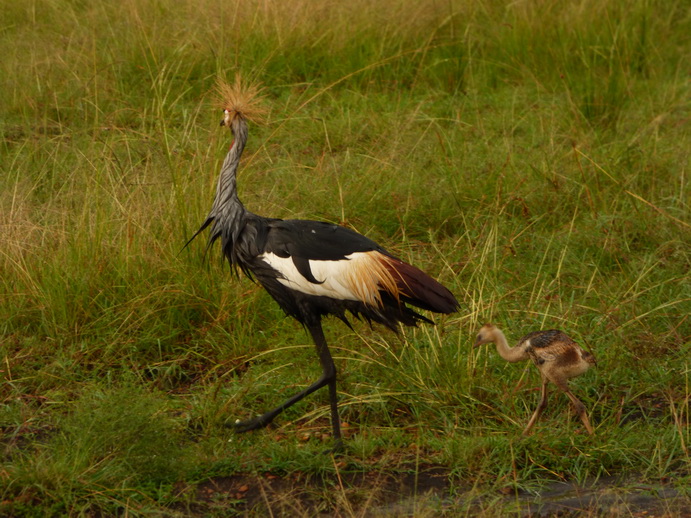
{"left": 183, "top": 115, "right": 254, "bottom": 259}
{"left": 206, "top": 116, "right": 251, "bottom": 256}
{"left": 210, "top": 117, "right": 247, "bottom": 219}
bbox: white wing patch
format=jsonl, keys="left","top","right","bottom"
{"left": 260, "top": 251, "right": 400, "bottom": 307}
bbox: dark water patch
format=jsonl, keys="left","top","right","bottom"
{"left": 176, "top": 468, "right": 690, "bottom": 517}
{"left": 490, "top": 477, "right": 689, "bottom": 517}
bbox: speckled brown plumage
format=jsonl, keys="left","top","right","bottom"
{"left": 474, "top": 324, "right": 597, "bottom": 435}
{"left": 519, "top": 329, "right": 572, "bottom": 349}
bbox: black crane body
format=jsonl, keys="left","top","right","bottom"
{"left": 188, "top": 82, "right": 459, "bottom": 444}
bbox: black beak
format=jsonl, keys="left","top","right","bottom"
{"left": 220, "top": 119, "right": 226, "bottom": 127}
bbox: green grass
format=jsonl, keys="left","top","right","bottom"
{"left": 1, "top": 0, "right": 689, "bottom": 515}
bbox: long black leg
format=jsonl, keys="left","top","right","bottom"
{"left": 309, "top": 322, "right": 342, "bottom": 441}
{"left": 233, "top": 321, "right": 342, "bottom": 441}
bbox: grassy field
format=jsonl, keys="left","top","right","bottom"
{"left": 1, "top": 0, "right": 689, "bottom": 515}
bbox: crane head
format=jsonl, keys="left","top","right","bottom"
{"left": 474, "top": 323, "right": 498, "bottom": 347}
{"left": 220, "top": 109, "right": 233, "bottom": 128}
{"left": 215, "top": 76, "right": 267, "bottom": 130}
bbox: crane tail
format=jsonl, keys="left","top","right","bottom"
{"left": 345, "top": 251, "right": 458, "bottom": 314}
{"left": 380, "top": 255, "right": 459, "bottom": 314}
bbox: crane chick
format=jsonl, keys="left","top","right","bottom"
{"left": 186, "top": 77, "right": 459, "bottom": 447}
{"left": 474, "top": 324, "right": 596, "bottom": 436}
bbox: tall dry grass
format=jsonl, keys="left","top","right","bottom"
{"left": 0, "top": 0, "right": 689, "bottom": 515}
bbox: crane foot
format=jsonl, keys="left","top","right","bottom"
{"left": 230, "top": 415, "right": 273, "bottom": 433}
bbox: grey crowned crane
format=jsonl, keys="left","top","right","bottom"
{"left": 474, "top": 324, "right": 596, "bottom": 435}
{"left": 186, "top": 79, "right": 459, "bottom": 446}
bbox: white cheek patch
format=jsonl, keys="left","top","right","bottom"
{"left": 260, "top": 251, "right": 396, "bottom": 307}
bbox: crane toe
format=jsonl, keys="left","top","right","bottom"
{"left": 231, "top": 414, "right": 275, "bottom": 433}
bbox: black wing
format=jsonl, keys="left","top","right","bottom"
{"left": 256, "top": 220, "right": 386, "bottom": 283}
{"left": 265, "top": 219, "right": 387, "bottom": 260}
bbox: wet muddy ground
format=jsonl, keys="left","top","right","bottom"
{"left": 180, "top": 467, "right": 690, "bottom": 516}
